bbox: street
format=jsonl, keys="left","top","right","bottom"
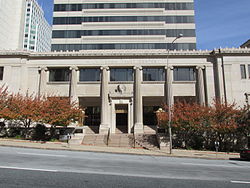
{"left": 0, "top": 146, "right": 249, "bottom": 188}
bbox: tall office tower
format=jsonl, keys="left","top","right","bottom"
{"left": 0, "top": 0, "right": 51, "bottom": 52}
{"left": 0, "top": 0, "right": 26, "bottom": 50}
{"left": 23, "top": 0, "right": 52, "bottom": 52}
{"left": 52, "top": 0, "right": 196, "bottom": 51}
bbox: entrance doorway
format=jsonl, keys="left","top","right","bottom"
{"left": 115, "top": 104, "right": 128, "bottom": 133}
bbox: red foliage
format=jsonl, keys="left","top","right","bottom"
{"left": 0, "top": 88, "right": 83, "bottom": 131}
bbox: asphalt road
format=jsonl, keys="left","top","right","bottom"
{"left": 0, "top": 146, "right": 249, "bottom": 188}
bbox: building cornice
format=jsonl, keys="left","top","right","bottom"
{"left": 0, "top": 48, "right": 250, "bottom": 59}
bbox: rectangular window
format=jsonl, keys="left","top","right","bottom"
{"left": 0, "top": 67, "right": 4, "bottom": 80}
{"left": 173, "top": 67, "right": 196, "bottom": 81}
{"left": 143, "top": 68, "right": 165, "bottom": 81}
{"left": 49, "top": 68, "right": 70, "bottom": 82}
{"left": 79, "top": 68, "right": 100, "bottom": 81}
{"left": 110, "top": 68, "right": 133, "bottom": 81}
{"left": 240, "top": 65, "right": 246, "bottom": 79}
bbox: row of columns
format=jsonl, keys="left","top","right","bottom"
{"left": 38, "top": 65, "right": 206, "bottom": 134}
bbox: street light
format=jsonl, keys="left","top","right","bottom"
{"left": 167, "top": 34, "right": 183, "bottom": 154}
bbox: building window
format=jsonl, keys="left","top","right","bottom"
{"left": 240, "top": 65, "right": 246, "bottom": 79}
{"left": 85, "top": 107, "right": 101, "bottom": 126}
{"left": 79, "top": 68, "right": 100, "bottom": 81}
{"left": 110, "top": 68, "right": 133, "bottom": 81}
{"left": 248, "top": 65, "right": 250, "bottom": 79}
{"left": 0, "top": 67, "right": 4, "bottom": 80}
{"left": 143, "top": 68, "right": 165, "bottom": 81}
{"left": 49, "top": 68, "right": 70, "bottom": 82}
{"left": 143, "top": 106, "right": 159, "bottom": 125}
{"left": 173, "top": 67, "right": 196, "bottom": 81}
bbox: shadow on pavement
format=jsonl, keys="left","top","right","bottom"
{"left": 229, "top": 157, "right": 250, "bottom": 161}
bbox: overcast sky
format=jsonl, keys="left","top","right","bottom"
{"left": 37, "top": 0, "right": 250, "bottom": 50}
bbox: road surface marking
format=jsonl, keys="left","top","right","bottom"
{"left": 0, "top": 166, "right": 58, "bottom": 172}
{"left": 231, "top": 180, "right": 250, "bottom": 184}
{"left": 17, "top": 152, "right": 67, "bottom": 157}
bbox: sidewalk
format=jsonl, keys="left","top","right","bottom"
{"left": 0, "top": 138, "right": 240, "bottom": 160}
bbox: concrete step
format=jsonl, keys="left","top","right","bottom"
{"left": 144, "top": 125, "right": 157, "bottom": 134}
{"left": 82, "top": 134, "right": 107, "bottom": 146}
{"left": 108, "top": 134, "right": 133, "bottom": 147}
{"left": 115, "top": 126, "right": 128, "bottom": 134}
{"left": 84, "top": 126, "right": 99, "bottom": 134}
{"left": 69, "top": 134, "right": 84, "bottom": 145}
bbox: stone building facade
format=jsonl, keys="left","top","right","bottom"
{"left": 0, "top": 48, "right": 250, "bottom": 134}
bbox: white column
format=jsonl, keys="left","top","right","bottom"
{"left": 99, "top": 66, "right": 110, "bottom": 134}
{"left": 133, "top": 66, "right": 143, "bottom": 134}
{"left": 196, "top": 66, "right": 205, "bottom": 105}
{"left": 38, "top": 67, "right": 48, "bottom": 97}
{"left": 69, "top": 66, "right": 79, "bottom": 104}
{"left": 165, "top": 66, "right": 174, "bottom": 106}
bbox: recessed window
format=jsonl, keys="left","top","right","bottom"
{"left": 173, "top": 67, "right": 196, "bottom": 81}
{"left": 143, "top": 68, "right": 165, "bottom": 81}
{"left": 0, "top": 67, "right": 4, "bottom": 80}
{"left": 49, "top": 68, "right": 70, "bottom": 82}
{"left": 110, "top": 68, "right": 133, "bottom": 81}
{"left": 240, "top": 65, "right": 246, "bottom": 79}
{"left": 79, "top": 68, "right": 100, "bottom": 81}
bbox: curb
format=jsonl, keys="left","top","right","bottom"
{"left": 0, "top": 139, "right": 240, "bottom": 160}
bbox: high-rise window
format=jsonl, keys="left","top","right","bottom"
{"left": 110, "top": 68, "right": 133, "bottom": 81}
{"left": 49, "top": 68, "right": 70, "bottom": 82}
{"left": 173, "top": 67, "right": 196, "bottom": 81}
{"left": 240, "top": 65, "right": 246, "bottom": 79}
{"left": 0, "top": 67, "right": 4, "bottom": 80}
{"left": 143, "top": 68, "right": 165, "bottom": 81}
{"left": 79, "top": 68, "right": 100, "bottom": 81}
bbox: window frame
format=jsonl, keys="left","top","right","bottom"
{"left": 240, "top": 64, "right": 247, "bottom": 79}
{"left": 49, "top": 67, "right": 70, "bottom": 82}
{"left": 79, "top": 68, "right": 100, "bottom": 82}
{"left": 110, "top": 68, "right": 134, "bottom": 82}
{"left": 173, "top": 67, "right": 196, "bottom": 81}
{"left": 0, "top": 67, "right": 4, "bottom": 80}
{"left": 143, "top": 67, "right": 165, "bottom": 81}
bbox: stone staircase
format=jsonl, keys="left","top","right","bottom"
{"left": 143, "top": 125, "right": 157, "bottom": 134}
{"left": 82, "top": 134, "right": 107, "bottom": 146}
{"left": 69, "top": 133, "right": 85, "bottom": 145}
{"left": 108, "top": 134, "right": 138, "bottom": 148}
{"left": 81, "top": 126, "right": 159, "bottom": 150}
{"left": 84, "top": 126, "right": 99, "bottom": 134}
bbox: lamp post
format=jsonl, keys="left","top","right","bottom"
{"left": 167, "top": 34, "right": 183, "bottom": 154}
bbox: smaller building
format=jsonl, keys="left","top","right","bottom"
{"left": 0, "top": 0, "right": 51, "bottom": 52}
{"left": 241, "top": 39, "right": 250, "bottom": 48}
{"left": 23, "top": 0, "right": 52, "bottom": 52}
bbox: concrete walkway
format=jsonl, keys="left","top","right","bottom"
{"left": 0, "top": 138, "right": 240, "bottom": 160}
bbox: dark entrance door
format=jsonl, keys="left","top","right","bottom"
{"left": 115, "top": 104, "right": 128, "bottom": 133}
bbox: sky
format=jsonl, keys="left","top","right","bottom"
{"left": 37, "top": 0, "right": 250, "bottom": 50}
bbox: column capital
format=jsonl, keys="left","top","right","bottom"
{"left": 38, "top": 67, "right": 48, "bottom": 72}
{"left": 100, "top": 66, "right": 109, "bottom": 71}
{"left": 133, "top": 66, "right": 142, "bottom": 70}
{"left": 69, "top": 66, "right": 79, "bottom": 71}
{"left": 164, "top": 66, "right": 174, "bottom": 70}
{"left": 196, "top": 65, "right": 206, "bottom": 70}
